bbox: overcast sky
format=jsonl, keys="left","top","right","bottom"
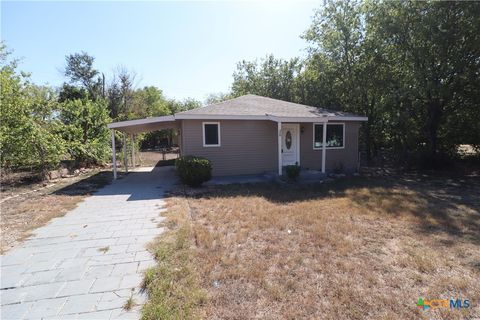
{"left": 2, "top": 1, "right": 319, "bottom": 102}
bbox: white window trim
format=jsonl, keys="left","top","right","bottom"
{"left": 313, "top": 123, "right": 345, "bottom": 150}
{"left": 202, "top": 122, "right": 221, "bottom": 147}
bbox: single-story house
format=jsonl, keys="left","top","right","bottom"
{"left": 107, "top": 94, "right": 367, "bottom": 178}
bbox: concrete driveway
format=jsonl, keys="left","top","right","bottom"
{"left": 1, "top": 166, "right": 177, "bottom": 320}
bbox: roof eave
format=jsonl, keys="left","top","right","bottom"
{"left": 267, "top": 115, "right": 368, "bottom": 122}
{"left": 174, "top": 114, "right": 268, "bottom": 120}
{"left": 175, "top": 114, "right": 368, "bottom": 122}
{"left": 107, "top": 115, "right": 176, "bottom": 129}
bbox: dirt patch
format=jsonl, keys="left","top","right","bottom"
{"left": 0, "top": 170, "right": 114, "bottom": 253}
{"left": 162, "top": 174, "right": 480, "bottom": 319}
{"left": 139, "top": 151, "right": 179, "bottom": 167}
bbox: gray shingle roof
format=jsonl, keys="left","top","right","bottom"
{"left": 176, "top": 94, "right": 360, "bottom": 118}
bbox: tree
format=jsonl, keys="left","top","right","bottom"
{"left": 59, "top": 98, "right": 111, "bottom": 165}
{"left": 63, "top": 51, "right": 103, "bottom": 100}
{"left": 231, "top": 55, "right": 303, "bottom": 102}
{"left": 27, "top": 85, "right": 66, "bottom": 170}
{"left": 205, "top": 92, "right": 232, "bottom": 105}
{"left": 0, "top": 44, "right": 64, "bottom": 171}
{"left": 165, "top": 98, "right": 202, "bottom": 115}
{"left": 301, "top": 0, "right": 480, "bottom": 165}
{"left": 132, "top": 86, "right": 170, "bottom": 118}
{"left": 369, "top": 1, "right": 480, "bottom": 161}
{"left": 106, "top": 79, "right": 123, "bottom": 119}
{"left": 303, "top": 0, "right": 387, "bottom": 161}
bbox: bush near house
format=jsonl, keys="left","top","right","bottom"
{"left": 285, "top": 163, "right": 301, "bottom": 180}
{"left": 175, "top": 156, "right": 212, "bottom": 187}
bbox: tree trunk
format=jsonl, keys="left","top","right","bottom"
{"left": 425, "top": 99, "right": 442, "bottom": 160}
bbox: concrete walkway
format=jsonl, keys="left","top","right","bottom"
{"left": 1, "top": 166, "right": 177, "bottom": 320}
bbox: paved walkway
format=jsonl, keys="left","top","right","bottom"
{"left": 1, "top": 166, "right": 177, "bottom": 320}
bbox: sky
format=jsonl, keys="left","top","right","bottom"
{"left": 1, "top": 1, "right": 319, "bottom": 102}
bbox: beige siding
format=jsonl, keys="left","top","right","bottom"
{"left": 300, "top": 122, "right": 361, "bottom": 172}
{"left": 180, "top": 119, "right": 361, "bottom": 176}
{"left": 181, "top": 120, "right": 278, "bottom": 176}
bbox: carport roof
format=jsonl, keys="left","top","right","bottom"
{"left": 107, "top": 115, "right": 178, "bottom": 134}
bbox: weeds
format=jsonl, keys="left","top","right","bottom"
{"left": 141, "top": 198, "right": 207, "bottom": 320}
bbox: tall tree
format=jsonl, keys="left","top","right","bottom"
{"left": 369, "top": 0, "right": 480, "bottom": 160}
{"left": 304, "top": 0, "right": 386, "bottom": 161}
{"left": 63, "top": 51, "right": 103, "bottom": 100}
{"left": 231, "top": 55, "right": 303, "bottom": 102}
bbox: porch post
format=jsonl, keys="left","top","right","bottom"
{"left": 322, "top": 121, "right": 327, "bottom": 173}
{"left": 123, "top": 133, "right": 128, "bottom": 173}
{"left": 278, "top": 121, "right": 282, "bottom": 175}
{"left": 131, "top": 134, "right": 136, "bottom": 169}
{"left": 111, "top": 130, "right": 117, "bottom": 180}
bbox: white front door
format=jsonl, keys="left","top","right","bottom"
{"left": 281, "top": 124, "right": 299, "bottom": 166}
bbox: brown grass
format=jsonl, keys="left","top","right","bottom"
{"left": 123, "top": 296, "right": 136, "bottom": 311}
{"left": 0, "top": 170, "right": 113, "bottom": 253}
{"left": 142, "top": 197, "right": 207, "bottom": 320}
{"left": 161, "top": 175, "right": 480, "bottom": 319}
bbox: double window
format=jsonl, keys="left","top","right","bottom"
{"left": 313, "top": 123, "right": 345, "bottom": 149}
{"left": 203, "top": 122, "right": 220, "bottom": 147}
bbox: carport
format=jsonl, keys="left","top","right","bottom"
{"left": 107, "top": 116, "right": 180, "bottom": 179}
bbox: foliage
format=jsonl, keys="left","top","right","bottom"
{"left": 333, "top": 161, "right": 345, "bottom": 174}
{"left": 0, "top": 44, "right": 202, "bottom": 175}
{"left": 175, "top": 156, "right": 212, "bottom": 187}
{"left": 63, "top": 51, "right": 104, "bottom": 99}
{"left": 232, "top": 55, "right": 303, "bottom": 102}
{"left": 165, "top": 98, "right": 202, "bottom": 115}
{"left": 59, "top": 98, "right": 111, "bottom": 166}
{"left": 204, "top": 92, "right": 232, "bottom": 105}
{"left": 285, "top": 163, "right": 301, "bottom": 180}
{"left": 230, "top": 1, "right": 480, "bottom": 167}
{"left": 133, "top": 86, "right": 170, "bottom": 117}
{"left": 0, "top": 45, "right": 65, "bottom": 171}
{"left": 107, "top": 66, "right": 201, "bottom": 122}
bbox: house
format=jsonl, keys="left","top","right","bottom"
{"left": 107, "top": 94, "right": 368, "bottom": 178}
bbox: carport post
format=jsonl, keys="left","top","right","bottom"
{"left": 123, "top": 133, "right": 128, "bottom": 173}
{"left": 111, "top": 130, "right": 117, "bottom": 180}
{"left": 131, "top": 134, "right": 136, "bottom": 169}
{"left": 278, "top": 121, "right": 282, "bottom": 176}
{"left": 322, "top": 121, "right": 327, "bottom": 173}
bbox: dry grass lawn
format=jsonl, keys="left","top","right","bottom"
{"left": 145, "top": 173, "right": 480, "bottom": 319}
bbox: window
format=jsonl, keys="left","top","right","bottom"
{"left": 313, "top": 123, "right": 345, "bottom": 149}
{"left": 203, "top": 122, "right": 220, "bottom": 147}
{"left": 285, "top": 131, "right": 292, "bottom": 149}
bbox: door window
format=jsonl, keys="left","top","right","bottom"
{"left": 285, "top": 131, "right": 292, "bottom": 150}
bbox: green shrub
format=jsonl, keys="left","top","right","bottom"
{"left": 175, "top": 156, "right": 212, "bottom": 187}
{"left": 285, "top": 163, "right": 301, "bottom": 180}
{"left": 333, "top": 161, "right": 345, "bottom": 174}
